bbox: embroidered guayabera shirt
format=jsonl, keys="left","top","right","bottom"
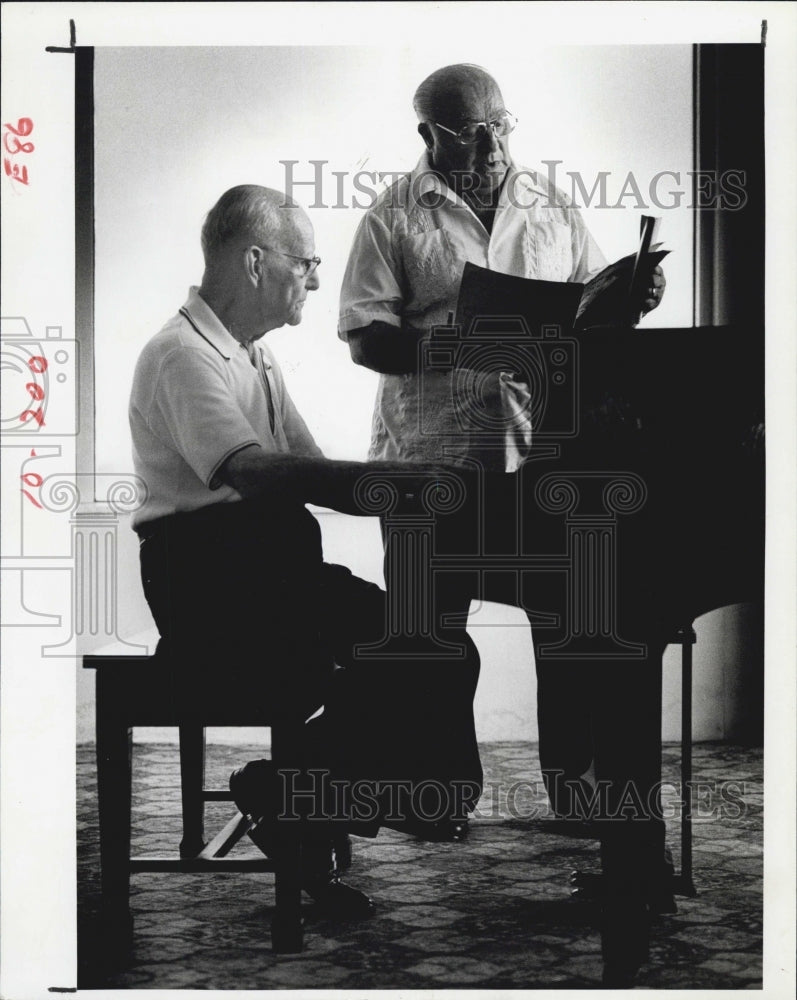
{"left": 339, "top": 153, "right": 606, "bottom": 470}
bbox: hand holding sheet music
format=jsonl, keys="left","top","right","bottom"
{"left": 576, "top": 215, "right": 669, "bottom": 328}
{"left": 453, "top": 217, "right": 669, "bottom": 338}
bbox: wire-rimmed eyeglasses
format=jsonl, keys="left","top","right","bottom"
{"left": 254, "top": 245, "right": 321, "bottom": 277}
{"left": 432, "top": 111, "right": 518, "bottom": 146}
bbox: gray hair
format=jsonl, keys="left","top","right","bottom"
{"left": 200, "top": 185, "right": 298, "bottom": 263}
{"left": 413, "top": 64, "right": 500, "bottom": 122}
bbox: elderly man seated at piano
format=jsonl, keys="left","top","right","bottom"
{"left": 129, "top": 184, "right": 484, "bottom": 922}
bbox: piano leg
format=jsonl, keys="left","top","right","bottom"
{"left": 562, "top": 641, "right": 676, "bottom": 984}
{"left": 673, "top": 623, "right": 699, "bottom": 898}
{"left": 570, "top": 625, "right": 699, "bottom": 903}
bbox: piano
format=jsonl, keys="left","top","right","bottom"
{"left": 371, "top": 322, "right": 764, "bottom": 986}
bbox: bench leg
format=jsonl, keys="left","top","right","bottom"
{"left": 270, "top": 722, "right": 304, "bottom": 952}
{"left": 179, "top": 725, "right": 207, "bottom": 857}
{"left": 95, "top": 675, "right": 134, "bottom": 952}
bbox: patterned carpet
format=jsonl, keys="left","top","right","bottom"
{"left": 77, "top": 740, "right": 762, "bottom": 990}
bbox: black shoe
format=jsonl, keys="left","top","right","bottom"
{"left": 546, "top": 819, "right": 598, "bottom": 839}
{"left": 382, "top": 817, "right": 470, "bottom": 842}
{"left": 230, "top": 760, "right": 340, "bottom": 860}
{"left": 230, "top": 760, "right": 281, "bottom": 858}
{"left": 231, "top": 761, "right": 375, "bottom": 920}
{"left": 332, "top": 832, "right": 353, "bottom": 873}
{"left": 570, "top": 867, "right": 678, "bottom": 915}
{"left": 230, "top": 759, "right": 276, "bottom": 821}
{"left": 303, "top": 874, "right": 375, "bottom": 919}
{"left": 429, "top": 818, "right": 469, "bottom": 842}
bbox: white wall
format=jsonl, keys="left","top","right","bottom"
{"left": 93, "top": 44, "right": 693, "bottom": 473}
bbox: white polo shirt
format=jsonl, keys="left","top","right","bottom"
{"left": 338, "top": 154, "right": 607, "bottom": 469}
{"left": 130, "top": 287, "right": 322, "bottom": 528}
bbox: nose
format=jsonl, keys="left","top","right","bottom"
{"left": 478, "top": 124, "right": 502, "bottom": 157}
{"left": 306, "top": 268, "right": 320, "bottom": 292}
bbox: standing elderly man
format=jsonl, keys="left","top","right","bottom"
{"left": 129, "top": 185, "right": 482, "bottom": 921}
{"left": 339, "top": 63, "right": 666, "bottom": 809}
{"left": 339, "top": 64, "right": 669, "bottom": 982}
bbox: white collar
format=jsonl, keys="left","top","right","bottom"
{"left": 179, "top": 287, "right": 270, "bottom": 368}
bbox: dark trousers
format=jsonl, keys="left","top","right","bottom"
{"left": 137, "top": 499, "right": 483, "bottom": 832}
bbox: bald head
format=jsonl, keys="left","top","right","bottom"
{"left": 200, "top": 185, "right": 306, "bottom": 265}
{"left": 413, "top": 64, "right": 503, "bottom": 125}
{"left": 198, "top": 184, "right": 318, "bottom": 342}
{"left": 413, "top": 65, "right": 511, "bottom": 206}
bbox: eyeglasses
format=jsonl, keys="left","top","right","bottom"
{"left": 432, "top": 112, "right": 518, "bottom": 146}
{"left": 254, "top": 246, "right": 321, "bottom": 277}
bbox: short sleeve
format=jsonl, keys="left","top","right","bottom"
{"left": 151, "top": 348, "right": 259, "bottom": 488}
{"left": 338, "top": 210, "right": 404, "bottom": 338}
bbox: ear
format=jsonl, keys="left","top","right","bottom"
{"left": 418, "top": 122, "right": 434, "bottom": 151}
{"left": 244, "top": 246, "right": 263, "bottom": 287}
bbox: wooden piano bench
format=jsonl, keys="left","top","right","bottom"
{"left": 83, "top": 652, "right": 307, "bottom": 957}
